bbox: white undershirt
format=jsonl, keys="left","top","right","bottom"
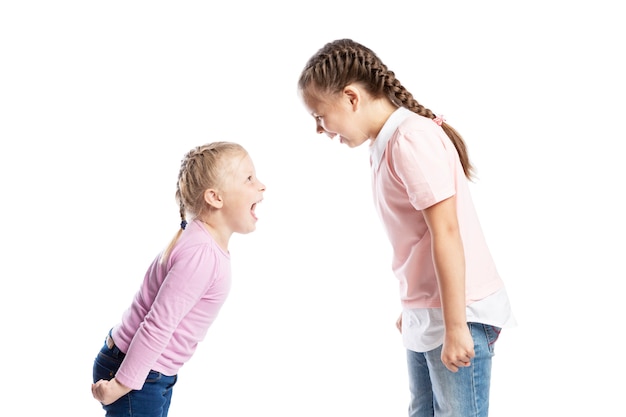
{"left": 401, "top": 287, "right": 517, "bottom": 352}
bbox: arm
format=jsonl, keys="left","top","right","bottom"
{"left": 114, "top": 245, "right": 219, "bottom": 390}
{"left": 422, "top": 195, "right": 475, "bottom": 372}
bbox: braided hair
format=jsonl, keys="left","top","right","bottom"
{"left": 161, "top": 141, "right": 247, "bottom": 263}
{"left": 298, "top": 38, "right": 474, "bottom": 179}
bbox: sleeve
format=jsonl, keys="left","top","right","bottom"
{"left": 114, "top": 244, "right": 220, "bottom": 390}
{"left": 390, "top": 128, "right": 456, "bottom": 211}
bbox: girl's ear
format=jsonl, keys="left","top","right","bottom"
{"left": 204, "top": 188, "right": 223, "bottom": 209}
{"left": 343, "top": 84, "right": 360, "bottom": 110}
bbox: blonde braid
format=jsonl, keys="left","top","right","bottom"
{"left": 160, "top": 141, "right": 247, "bottom": 264}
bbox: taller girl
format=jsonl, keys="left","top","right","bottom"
{"left": 298, "top": 39, "right": 516, "bottom": 417}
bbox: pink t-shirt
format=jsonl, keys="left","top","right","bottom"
{"left": 370, "top": 107, "right": 503, "bottom": 309}
{"left": 111, "top": 219, "right": 231, "bottom": 390}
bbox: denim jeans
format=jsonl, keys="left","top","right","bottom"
{"left": 93, "top": 334, "right": 178, "bottom": 417}
{"left": 406, "top": 322, "right": 501, "bottom": 417}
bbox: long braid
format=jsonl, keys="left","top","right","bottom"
{"left": 381, "top": 68, "right": 474, "bottom": 178}
{"left": 299, "top": 39, "right": 474, "bottom": 179}
{"left": 175, "top": 153, "right": 189, "bottom": 231}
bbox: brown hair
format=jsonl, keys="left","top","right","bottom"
{"left": 298, "top": 38, "right": 474, "bottom": 179}
{"left": 161, "top": 141, "right": 247, "bottom": 263}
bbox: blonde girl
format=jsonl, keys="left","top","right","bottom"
{"left": 92, "top": 142, "right": 265, "bottom": 416}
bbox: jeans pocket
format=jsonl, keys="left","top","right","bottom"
{"left": 484, "top": 324, "right": 502, "bottom": 352}
{"left": 145, "top": 370, "right": 163, "bottom": 384}
{"left": 93, "top": 351, "right": 122, "bottom": 382}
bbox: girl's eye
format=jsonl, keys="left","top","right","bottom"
{"left": 247, "top": 176, "right": 253, "bottom": 182}
{"left": 315, "top": 115, "right": 323, "bottom": 122}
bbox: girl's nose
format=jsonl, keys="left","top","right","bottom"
{"left": 317, "top": 125, "right": 334, "bottom": 139}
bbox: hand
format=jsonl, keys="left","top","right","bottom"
{"left": 441, "top": 325, "right": 475, "bottom": 373}
{"left": 91, "top": 377, "right": 132, "bottom": 405}
{"left": 396, "top": 313, "right": 402, "bottom": 334}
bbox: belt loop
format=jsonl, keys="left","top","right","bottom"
{"left": 106, "top": 328, "right": 115, "bottom": 350}
{"left": 106, "top": 334, "right": 115, "bottom": 350}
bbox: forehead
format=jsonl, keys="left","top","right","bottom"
{"left": 303, "top": 93, "right": 338, "bottom": 117}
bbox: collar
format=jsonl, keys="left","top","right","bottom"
{"left": 370, "top": 107, "right": 414, "bottom": 171}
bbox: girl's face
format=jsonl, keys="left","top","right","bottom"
{"left": 303, "top": 88, "right": 370, "bottom": 148}
{"left": 219, "top": 153, "right": 266, "bottom": 235}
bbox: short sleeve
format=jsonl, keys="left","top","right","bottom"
{"left": 389, "top": 128, "right": 456, "bottom": 210}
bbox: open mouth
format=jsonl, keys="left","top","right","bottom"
{"left": 251, "top": 200, "right": 262, "bottom": 220}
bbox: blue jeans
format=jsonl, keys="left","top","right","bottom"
{"left": 406, "top": 322, "right": 501, "bottom": 417}
{"left": 93, "top": 334, "right": 178, "bottom": 417}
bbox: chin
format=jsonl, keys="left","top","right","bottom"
{"left": 343, "top": 137, "right": 367, "bottom": 148}
{"left": 239, "top": 224, "right": 257, "bottom": 234}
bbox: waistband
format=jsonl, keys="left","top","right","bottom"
{"left": 105, "top": 331, "right": 126, "bottom": 359}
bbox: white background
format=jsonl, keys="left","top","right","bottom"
{"left": 1, "top": 1, "right": 624, "bottom": 416}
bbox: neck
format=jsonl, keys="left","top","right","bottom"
{"left": 197, "top": 218, "right": 230, "bottom": 252}
{"left": 368, "top": 99, "right": 399, "bottom": 139}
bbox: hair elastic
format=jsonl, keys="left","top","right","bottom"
{"left": 180, "top": 220, "right": 187, "bottom": 230}
{"left": 433, "top": 114, "right": 446, "bottom": 126}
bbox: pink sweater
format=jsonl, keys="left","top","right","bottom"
{"left": 111, "top": 219, "right": 231, "bottom": 390}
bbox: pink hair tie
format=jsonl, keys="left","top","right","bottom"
{"left": 433, "top": 114, "right": 445, "bottom": 126}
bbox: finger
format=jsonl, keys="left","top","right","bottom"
{"left": 445, "top": 363, "right": 458, "bottom": 373}
{"left": 445, "top": 358, "right": 471, "bottom": 372}
{"left": 459, "top": 360, "right": 471, "bottom": 367}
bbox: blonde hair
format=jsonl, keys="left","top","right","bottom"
{"left": 298, "top": 38, "right": 474, "bottom": 179}
{"left": 161, "top": 141, "right": 248, "bottom": 263}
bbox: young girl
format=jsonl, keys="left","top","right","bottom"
{"left": 298, "top": 39, "right": 516, "bottom": 417}
{"left": 92, "top": 141, "right": 266, "bottom": 416}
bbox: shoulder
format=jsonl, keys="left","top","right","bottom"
{"left": 171, "top": 222, "right": 229, "bottom": 266}
{"left": 167, "top": 233, "right": 231, "bottom": 289}
{"left": 390, "top": 114, "right": 452, "bottom": 156}
{"left": 390, "top": 117, "right": 445, "bottom": 155}
{"left": 394, "top": 113, "right": 441, "bottom": 140}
